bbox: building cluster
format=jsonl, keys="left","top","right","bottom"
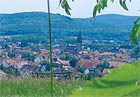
{"left": 0, "top": 33, "right": 138, "bottom": 80}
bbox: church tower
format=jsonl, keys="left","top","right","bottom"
{"left": 77, "top": 31, "right": 82, "bottom": 52}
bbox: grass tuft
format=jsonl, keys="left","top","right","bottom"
{"left": 0, "top": 78, "right": 83, "bottom": 97}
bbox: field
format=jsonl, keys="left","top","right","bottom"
{"left": 70, "top": 61, "right": 140, "bottom": 97}
{"left": 0, "top": 78, "right": 83, "bottom": 97}
{"left": 0, "top": 61, "right": 140, "bottom": 97}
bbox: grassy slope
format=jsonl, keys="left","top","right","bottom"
{"left": 0, "top": 62, "right": 139, "bottom": 97}
{"left": 0, "top": 78, "right": 83, "bottom": 97}
{"left": 70, "top": 61, "right": 140, "bottom": 97}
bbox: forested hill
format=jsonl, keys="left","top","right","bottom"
{"left": 0, "top": 12, "right": 138, "bottom": 40}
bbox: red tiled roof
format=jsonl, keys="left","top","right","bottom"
{"left": 102, "top": 69, "right": 110, "bottom": 75}
{"left": 110, "top": 61, "right": 126, "bottom": 67}
{"left": 72, "top": 71, "right": 81, "bottom": 75}
{"left": 77, "top": 60, "right": 95, "bottom": 68}
{"left": 58, "top": 59, "right": 69, "bottom": 65}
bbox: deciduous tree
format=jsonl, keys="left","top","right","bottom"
{"left": 59, "top": 0, "right": 140, "bottom": 45}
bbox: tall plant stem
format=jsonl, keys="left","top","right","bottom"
{"left": 47, "top": 0, "right": 53, "bottom": 97}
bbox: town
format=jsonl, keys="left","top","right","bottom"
{"left": 0, "top": 32, "right": 139, "bottom": 80}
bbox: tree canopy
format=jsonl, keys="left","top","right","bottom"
{"left": 59, "top": 0, "right": 140, "bottom": 45}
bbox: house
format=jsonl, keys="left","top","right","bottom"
{"left": 62, "top": 65, "right": 71, "bottom": 70}
{"left": 64, "top": 31, "right": 82, "bottom": 54}
{"left": 53, "top": 49, "right": 61, "bottom": 55}
{"left": 84, "top": 68, "right": 89, "bottom": 74}
{"left": 21, "top": 64, "right": 48, "bottom": 77}
{"left": 6, "top": 65, "right": 17, "bottom": 75}
{"left": 34, "top": 57, "right": 42, "bottom": 63}
{"left": 64, "top": 44, "right": 78, "bottom": 54}
{"left": 16, "top": 54, "right": 22, "bottom": 59}
{"left": 1, "top": 59, "right": 11, "bottom": 68}
{"left": 16, "top": 60, "right": 28, "bottom": 69}
{"left": 1, "top": 58, "right": 28, "bottom": 69}
{"left": 76, "top": 60, "right": 96, "bottom": 68}
{"left": 102, "top": 69, "right": 110, "bottom": 75}
{"left": 53, "top": 68, "right": 73, "bottom": 80}
{"left": 21, "top": 65, "right": 36, "bottom": 75}
{"left": 71, "top": 71, "right": 81, "bottom": 80}
{"left": 110, "top": 61, "right": 126, "bottom": 67}
{"left": 126, "top": 58, "right": 136, "bottom": 63}
{"left": 57, "top": 59, "right": 69, "bottom": 66}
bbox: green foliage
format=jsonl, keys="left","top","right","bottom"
{"left": 0, "top": 13, "right": 137, "bottom": 41}
{"left": 61, "top": 0, "right": 72, "bottom": 15}
{"left": 59, "top": 53, "right": 73, "bottom": 61}
{"left": 130, "top": 17, "right": 140, "bottom": 45}
{"left": 62, "top": 37, "right": 77, "bottom": 44}
{"left": 21, "top": 52, "right": 35, "bottom": 62}
{"left": 70, "top": 62, "right": 140, "bottom": 97}
{"left": 0, "top": 78, "right": 83, "bottom": 97}
{"left": 59, "top": 0, "right": 130, "bottom": 18}
{"left": 93, "top": 0, "right": 108, "bottom": 17}
{"left": 0, "top": 64, "right": 6, "bottom": 73}
{"left": 59, "top": 54, "right": 65, "bottom": 60}
{"left": 15, "top": 68, "right": 21, "bottom": 77}
{"left": 65, "top": 53, "right": 73, "bottom": 60}
{"left": 8, "top": 51, "right": 15, "bottom": 58}
{"left": 69, "top": 58, "right": 78, "bottom": 67}
{"left": 131, "top": 46, "right": 140, "bottom": 59}
{"left": 53, "top": 63, "right": 60, "bottom": 68}
{"left": 47, "top": 1, "right": 53, "bottom": 96}
{"left": 76, "top": 67, "right": 85, "bottom": 73}
{"left": 93, "top": 5, "right": 98, "bottom": 18}
{"left": 119, "top": 0, "right": 128, "bottom": 11}
{"left": 0, "top": 64, "right": 20, "bottom": 76}
{"left": 9, "top": 35, "right": 48, "bottom": 45}
{"left": 60, "top": 0, "right": 139, "bottom": 45}
{"left": 122, "top": 89, "right": 140, "bottom": 97}
{"left": 40, "top": 60, "right": 49, "bottom": 66}
{"left": 103, "top": 60, "right": 111, "bottom": 68}
{"left": 40, "top": 60, "right": 50, "bottom": 71}
{"left": 93, "top": 0, "right": 129, "bottom": 18}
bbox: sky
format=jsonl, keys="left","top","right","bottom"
{"left": 0, "top": 0, "right": 139, "bottom": 18}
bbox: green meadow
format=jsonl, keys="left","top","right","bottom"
{"left": 0, "top": 62, "right": 140, "bottom": 97}
{"left": 70, "top": 61, "right": 140, "bottom": 97}
{"left": 0, "top": 78, "right": 83, "bottom": 97}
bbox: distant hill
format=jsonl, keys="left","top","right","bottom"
{"left": 0, "top": 12, "right": 138, "bottom": 40}
{"left": 70, "top": 61, "right": 140, "bottom": 97}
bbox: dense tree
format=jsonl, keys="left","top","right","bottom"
{"left": 41, "top": 60, "right": 48, "bottom": 65}
{"left": 69, "top": 58, "right": 78, "bottom": 67}
{"left": 53, "top": 63, "right": 60, "bottom": 68}
{"left": 40, "top": 60, "right": 50, "bottom": 71}
{"left": 8, "top": 51, "right": 15, "bottom": 58}
{"left": 103, "top": 60, "right": 110, "bottom": 68}
{"left": 62, "top": 37, "right": 77, "bottom": 44}
{"left": 59, "top": 0, "right": 140, "bottom": 45}
{"left": 47, "top": 1, "right": 139, "bottom": 96}
{"left": 21, "top": 52, "right": 35, "bottom": 62}
{"left": 59, "top": 54, "right": 65, "bottom": 60}
{"left": 0, "top": 64, "right": 6, "bottom": 73}
{"left": 59, "top": 53, "right": 73, "bottom": 60}
{"left": 65, "top": 53, "right": 73, "bottom": 60}
{"left": 53, "top": 57, "right": 57, "bottom": 62}
{"left": 15, "top": 68, "right": 21, "bottom": 77}
{"left": 76, "top": 67, "right": 85, "bottom": 73}
{"left": 131, "top": 45, "right": 140, "bottom": 59}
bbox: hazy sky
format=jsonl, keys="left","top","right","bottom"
{"left": 0, "top": 0, "right": 139, "bottom": 18}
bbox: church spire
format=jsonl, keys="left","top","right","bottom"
{"left": 77, "top": 30, "right": 82, "bottom": 43}
{"left": 77, "top": 30, "right": 82, "bottom": 52}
